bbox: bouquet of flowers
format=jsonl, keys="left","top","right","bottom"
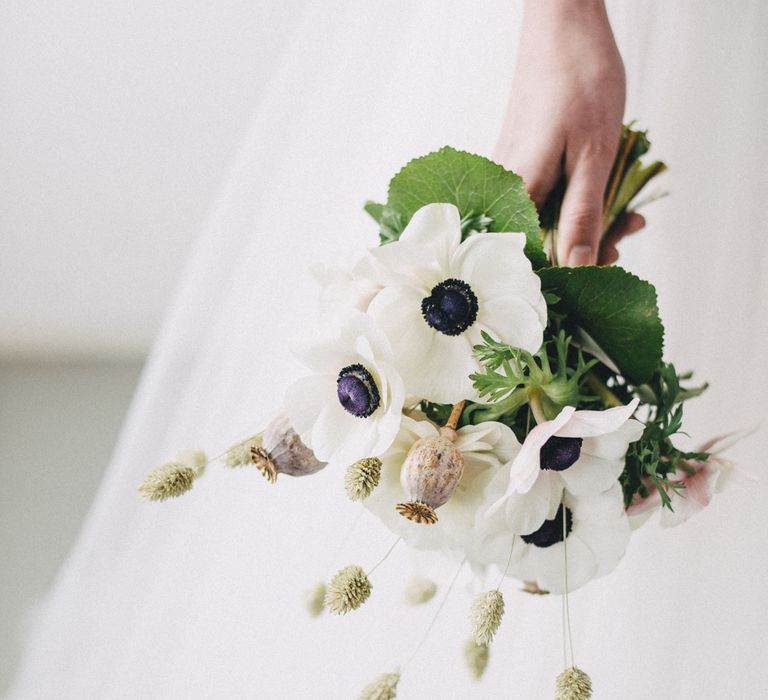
{"left": 140, "top": 126, "right": 742, "bottom": 699}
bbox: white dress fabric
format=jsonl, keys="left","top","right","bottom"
{"left": 9, "top": 2, "right": 768, "bottom": 698}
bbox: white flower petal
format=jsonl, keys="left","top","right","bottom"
{"left": 421, "top": 332, "right": 479, "bottom": 403}
{"left": 503, "top": 472, "right": 561, "bottom": 534}
{"left": 507, "top": 407, "right": 576, "bottom": 494}
{"left": 284, "top": 374, "right": 336, "bottom": 439}
{"left": 368, "top": 284, "right": 434, "bottom": 382}
{"left": 476, "top": 295, "right": 545, "bottom": 354}
{"left": 398, "top": 203, "right": 462, "bottom": 274}
{"left": 558, "top": 452, "right": 623, "bottom": 495}
{"left": 311, "top": 403, "right": 379, "bottom": 465}
{"left": 581, "top": 418, "right": 644, "bottom": 461}
{"left": 527, "top": 535, "right": 598, "bottom": 594}
{"left": 451, "top": 232, "right": 533, "bottom": 302}
{"left": 556, "top": 398, "right": 640, "bottom": 438}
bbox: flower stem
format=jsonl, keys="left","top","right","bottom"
{"left": 444, "top": 400, "right": 466, "bottom": 430}
{"left": 528, "top": 390, "right": 549, "bottom": 424}
{"left": 586, "top": 372, "right": 623, "bottom": 408}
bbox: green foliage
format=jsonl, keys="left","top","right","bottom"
{"left": 621, "top": 363, "right": 710, "bottom": 508}
{"left": 469, "top": 331, "right": 595, "bottom": 423}
{"left": 538, "top": 265, "right": 664, "bottom": 385}
{"left": 371, "top": 147, "right": 547, "bottom": 268}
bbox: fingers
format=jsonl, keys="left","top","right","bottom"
{"left": 494, "top": 136, "right": 563, "bottom": 211}
{"left": 598, "top": 212, "right": 646, "bottom": 265}
{"left": 557, "top": 147, "right": 615, "bottom": 266}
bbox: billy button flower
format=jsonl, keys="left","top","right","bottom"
{"left": 285, "top": 313, "right": 405, "bottom": 466}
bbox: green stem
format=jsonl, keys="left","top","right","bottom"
{"left": 586, "top": 372, "right": 623, "bottom": 408}
{"left": 528, "top": 390, "right": 548, "bottom": 424}
{"left": 468, "top": 388, "right": 528, "bottom": 423}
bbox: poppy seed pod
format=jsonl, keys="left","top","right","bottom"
{"left": 250, "top": 414, "right": 325, "bottom": 483}
{"left": 396, "top": 425, "right": 465, "bottom": 524}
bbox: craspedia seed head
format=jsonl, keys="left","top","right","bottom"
{"left": 224, "top": 436, "right": 262, "bottom": 468}
{"left": 464, "top": 639, "right": 489, "bottom": 680}
{"left": 555, "top": 666, "right": 593, "bottom": 700}
{"left": 324, "top": 565, "right": 372, "bottom": 615}
{"left": 345, "top": 457, "right": 382, "bottom": 501}
{"left": 403, "top": 575, "right": 437, "bottom": 605}
{"left": 304, "top": 581, "right": 326, "bottom": 618}
{"left": 139, "top": 462, "right": 196, "bottom": 502}
{"left": 470, "top": 590, "right": 505, "bottom": 645}
{"left": 358, "top": 671, "right": 400, "bottom": 700}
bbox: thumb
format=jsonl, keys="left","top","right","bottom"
{"left": 557, "top": 155, "right": 611, "bottom": 267}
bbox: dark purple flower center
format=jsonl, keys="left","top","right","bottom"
{"left": 520, "top": 504, "right": 573, "bottom": 548}
{"left": 421, "top": 278, "right": 478, "bottom": 336}
{"left": 540, "top": 436, "right": 583, "bottom": 472}
{"left": 336, "top": 364, "right": 380, "bottom": 418}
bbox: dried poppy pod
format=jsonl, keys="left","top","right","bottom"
{"left": 396, "top": 402, "right": 467, "bottom": 524}
{"left": 250, "top": 414, "right": 325, "bottom": 483}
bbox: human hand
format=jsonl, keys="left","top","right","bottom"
{"left": 494, "top": 0, "right": 644, "bottom": 266}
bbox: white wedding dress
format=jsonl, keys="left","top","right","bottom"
{"left": 9, "top": 2, "right": 768, "bottom": 698}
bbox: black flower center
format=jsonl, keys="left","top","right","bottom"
{"left": 336, "top": 364, "right": 380, "bottom": 418}
{"left": 520, "top": 504, "right": 573, "bottom": 548}
{"left": 421, "top": 278, "right": 478, "bottom": 336}
{"left": 540, "top": 436, "right": 583, "bottom": 472}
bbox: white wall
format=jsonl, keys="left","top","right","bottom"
{"left": 0, "top": 0, "right": 300, "bottom": 359}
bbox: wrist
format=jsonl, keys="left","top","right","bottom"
{"left": 523, "top": 0, "right": 611, "bottom": 33}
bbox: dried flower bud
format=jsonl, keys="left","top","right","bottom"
{"left": 358, "top": 671, "right": 400, "bottom": 700}
{"left": 224, "top": 436, "right": 262, "bottom": 468}
{"left": 464, "top": 639, "right": 489, "bottom": 680}
{"left": 139, "top": 449, "right": 207, "bottom": 502}
{"left": 345, "top": 457, "right": 382, "bottom": 501}
{"left": 178, "top": 448, "right": 207, "bottom": 474}
{"left": 396, "top": 427, "right": 464, "bottom": 525}
{"left": 403, "top": 576, "right": 437, "bottom": 605}
{"left": 325, "top": 565, "right": 372, "bottom": 615}
{"left": 521, "top": 580, "right": 550, "bottom": 596}
{"left": 555, "top": 667, "right": 593, "bottom": 700}
{"left": 470, "top": 590, "right": 504, "bottom": 645}
{"left": 250, "top": 414, "right": 325, "bottom": 483}
{"left": 304, "top": 581, "right": 326, "bottom": 618}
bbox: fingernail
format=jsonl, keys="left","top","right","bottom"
{"left": 568, "top": 245, "right": 594, "bottom": 267}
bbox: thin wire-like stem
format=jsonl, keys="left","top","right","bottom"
{"left": 495, "top": 535, "right": 516, "bottom": 590}
{"left": 366, "top": 536, "right": 401, "bottom": 577}
{"left": 403, "top": 558, "right": 466, "bottom": 671}
{"left": 561, "top": 495, "right": 575, "bottom": 668}
{"left": 323, "top": 509, "right": 364, "bottom": 578}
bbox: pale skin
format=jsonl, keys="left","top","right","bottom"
{"left": 495, "top": 0, "right": 645, "bottom": 266}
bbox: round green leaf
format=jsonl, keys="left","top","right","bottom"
{"left": 538, "top": 265, "right": 664, "bottom": 384}
{"left": 382, "top": 146, "right": 546, "bottom": 268}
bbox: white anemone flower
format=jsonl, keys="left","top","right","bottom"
{"left": 336, "top": 202, "right": 547, "bottom": 403}
{"left": 363, "top": 415, "right": 520, "bottom": 557}
{"left": 487, "top": 399, "right": 643, "bottom": 534}
{"left": 284, "top": 313, "right": 405, "bottom": 466}
{"left": 478, "top": 483, "right": 631, "bottom": 593}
